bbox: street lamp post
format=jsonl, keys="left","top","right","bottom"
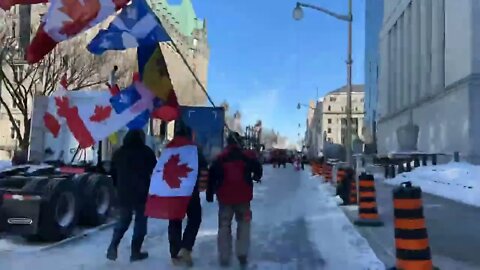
{"left": 297, "top": 102, "right": 315, "bottom": 111}
{"left": 293, "top": 1, "right": 354, "bottom": 165}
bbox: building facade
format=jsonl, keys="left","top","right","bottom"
{"left": 364, "top": 0, "right": 384, "bottom": 147}
{"left": 378, "top": 0, "right": 480, "bottom": 161}
{"left": 305, "top": 99, "right": 323, "bottom": 158}
{"left": 305, "top": 85, "right": 365, "bottom": 157}
{"left": 149, "top": 0, "right": 210, "bottom": 141}
{"left": 322, "top": 85, "right": 365, "bottom": 145}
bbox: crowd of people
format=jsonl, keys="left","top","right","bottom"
{"left": 106, "top": 123, "right": 263, "bottom": 268}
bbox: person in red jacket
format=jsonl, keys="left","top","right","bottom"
{"left": 207, "top": 132, "right": 262, "bottom": 268}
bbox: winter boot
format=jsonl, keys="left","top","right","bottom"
{"left": 106, "top": 245, "right": 118, "bottom": 261}
{"left": 238, "top": 256, "right": 248, "bottom": 268}
{"left": 171, "top": 256, "right": 184, "bottom": 266}
{"left": 130, "top": 239, "right": 148, "bottom": 262}
{"left": 219, "top": 260, "right": 231, "bottom": 268}
{"left": 106, "top": 235, "right": 121, "bottom": 261}
{"left": 178, "top": 248, "right": 193, "bottom": 267}
{"left": 130, "top": 251, "right": 149, "bottom": 262}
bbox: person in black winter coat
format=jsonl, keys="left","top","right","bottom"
{"left": 106, "top": 129, "right": 157, "bottom": 262}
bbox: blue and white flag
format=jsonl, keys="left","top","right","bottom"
{"left": 87, "top": 0, "right": 171, "bottom": 55}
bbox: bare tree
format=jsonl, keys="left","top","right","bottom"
{"left": 0, "top": 15, "right": 135, "bottom": 151}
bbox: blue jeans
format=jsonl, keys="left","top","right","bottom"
{"left": 109, "top": 203, "right": 148, "bottom": 252}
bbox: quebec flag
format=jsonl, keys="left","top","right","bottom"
{"left": 87, "top": 0, "right": 171, "bottom": 55}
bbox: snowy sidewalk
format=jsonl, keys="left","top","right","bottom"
{"left": 385, "top": 162, "right": 480, "bottom": 207}
{"left": 1, "top": 166, "right": 383, "bottom": 270}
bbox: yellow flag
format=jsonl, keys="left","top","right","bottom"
{"left": 143, "top": 46, "right": 174, "bottom": 100}
{"left": 108, "top": 132, "right": 118, "bottom": 145}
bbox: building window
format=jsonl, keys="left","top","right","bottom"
{"left": 361, "top": 98, "right": 364, "bottom": 102}
{"left": 10, "top": 120, "right": 20, "bottom": 139}
{"left": 341, "top": 107, "right": 344, "bottom": 111}
{"left": 355, "top": 107, "right": 358, "bottom": 111}
{"left": 327, "top": 128, "right": 332, "bottom": 134}
{"left": 329, "top": 97, "right": 336, "bottom": 102}
{"left": 328, "top": 105, "right": 331, "bottom": 111}
{"left": 328, "top": 118, "right": 332, "bottom": 124}
{"left": 14, "top": 65, "right": 24, "bottom": 80}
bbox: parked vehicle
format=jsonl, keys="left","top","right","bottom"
{"left": 0, "top": 164, "right": 113, "bottom": 241}
{"left": 0, "top": 91, "right": 158, "bottom": 242}
{"left": 176, "top": 106, "right": 225, "bottom": 163}
{"left": 271, "top": 149, "right": 287, "bottom": 168}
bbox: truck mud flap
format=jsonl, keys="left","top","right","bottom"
{"left": 1, "top": 193, "right": 42, "bottom": 235}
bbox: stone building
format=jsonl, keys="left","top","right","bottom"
{"left": 322, "top": 85, "right": 365, "bottom": 145}
{"left": 305, "top": 85, "right": 364, "bottom": 158}
{"left": 377, "top": 0, "right": 480, "bottom": 161}
{"left": 305, "top": 99, "right": 323, "bottom": 159}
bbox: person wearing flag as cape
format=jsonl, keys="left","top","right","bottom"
{"left": 207, "top": 132, "right": 263, "bottom": 268}
{"left": 106, "top": 129, "right": 157, "bottom": 262}
{"left": 144, "top": 121, "right": 207, "bottom": 267}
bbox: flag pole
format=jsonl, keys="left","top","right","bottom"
{"left": 168, "top": 41, "right": 237, "bottom": 141}
{"left": 169, "top": 41, "right": 216, "bottom": 108}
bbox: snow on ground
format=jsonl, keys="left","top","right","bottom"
{"left": 305, "top": 174, "right": 384, "bottom": 270}
{"left": 1, "top": 165, "right": 383, "bottom": 270}
{"left": 385, "top": 162, "right": 480, "bottom": 207}
{"left": 0, "top": 160, "right": 12, "bottom": 171}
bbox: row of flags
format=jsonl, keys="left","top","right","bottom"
{"left": 4, "top": 0, "right": 199, "bottom": 220}
{"left": 14, "top": 0, "right": 182, "bottom": 148}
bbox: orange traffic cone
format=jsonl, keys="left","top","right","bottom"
{"left": 391, "top": 182, "right": 435, "bottom": 270}
{"left": 354, "top": 173, "right": 383, "bottom": 226}
{"left": 323, "top": 164, "right": 332, "bottom": 183}
{"left": 349, "top": 174, "right": 357, "bottom": 205}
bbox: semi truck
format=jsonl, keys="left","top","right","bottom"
{"left": 0, "top": 90, "right": 158, "bottom": 241}
{"left": 175, "top": 106, "right": 225, "bottom": 162}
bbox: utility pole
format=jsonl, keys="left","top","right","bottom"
{"left": 345, "top": 0, "right": 353, "bottom": 165}
{"left": 293, "top": 0, "right": 354, "bottom": 165}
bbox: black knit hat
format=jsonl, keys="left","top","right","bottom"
{"left": 174, "top": 120, "right": 192, "bottom": 139}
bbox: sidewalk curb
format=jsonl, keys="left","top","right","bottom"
{"left": 40, "top": 221, "right": 116, "bottom": 252}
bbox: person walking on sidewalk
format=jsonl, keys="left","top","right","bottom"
{"left": 106, "top": 129, "right": 157, "bottom": 262}
{"left": 207, "top": 132, "right": 263, "bottom": 268}
{"left": 168, "top": 122, "right": 208, "bottom": 267}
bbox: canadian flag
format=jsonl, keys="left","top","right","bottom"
{"left": 145, "top": 137, "right": 199, "bottom": 220}
{"left": 27, "top": 0, "right": 130, "bottom": 63}
{"left": 43, "top": 76, "right": 68, "bottom": 138}
{"left": 45, "top": 80, "right": 154, "bottom": 149}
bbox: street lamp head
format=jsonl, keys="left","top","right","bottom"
{"left": 293, "top": 3, "right": 304, "bottom": 21}
{"left": 297, "top": 103, "right": 301, "bottom": 110}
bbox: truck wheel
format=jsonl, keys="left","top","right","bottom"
{"left": 80, "top": 174, "right": 114, "bottom": 226}
{"left": 37, "top": 178, "right": 78, "bottom": 241}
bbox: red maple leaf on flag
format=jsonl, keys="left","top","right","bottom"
{"left": 163, "top": 154, "right": 193, "bottom": 189}
{"left": 89, "top": 105, "right": 112, "bottom": 122}
{"left": 43, "top": 112, "right": 61, "bottom": 137}
{"left": 58, "top": 0, "right": 101, "bottom": 37}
